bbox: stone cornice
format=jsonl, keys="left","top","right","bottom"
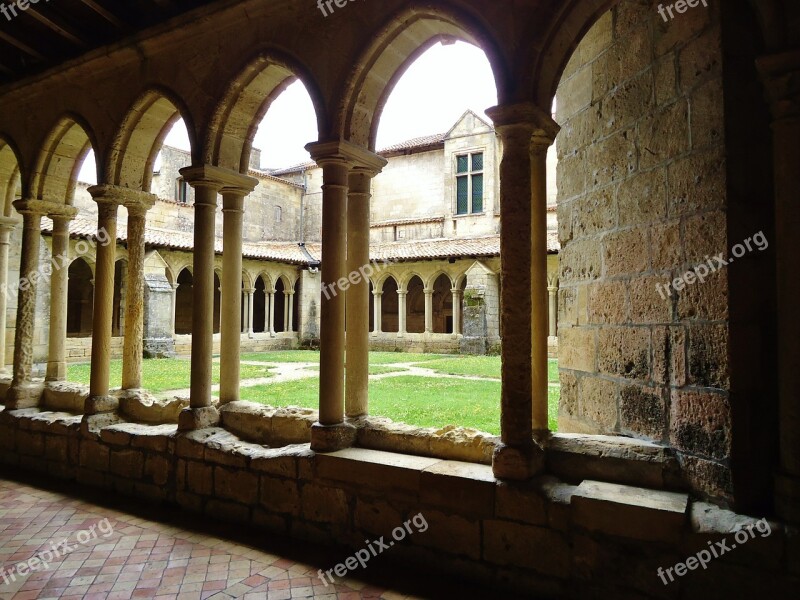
{"left": 305, "top": 140, "right": 388, "bottom": 174}
{"left": 485, "top": 102, "right": 560, "bottom": 146}
{"left": 179, "top": 165, "right": 259, "bottom": 195}
{"left": 12, "top": 199, "right": 79, "bottom": 219}
{"left": 87, "top": 185, "right": 158, "bottom": 212}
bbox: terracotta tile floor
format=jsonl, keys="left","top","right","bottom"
{"left": 0, "top": 473, "right": 508, "bottom": 600}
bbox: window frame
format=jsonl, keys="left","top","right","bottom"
{"left": 454, "top": 149, "right": 486, "bottom": 216}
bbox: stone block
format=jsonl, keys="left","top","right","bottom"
{"left": 617, "top": 167, "right": 668, "bottom": 227}
{"left": 44, "top": 435, "right": 69, "bottom": 461}
{"left": 176, "top": 429, "right": 221, "bottom": 459}
{"left": 133, "top": 482, "right": 167, "bottom": 503}
{"left": 560, "top": 238, "right": 602, "bottom": 283}
{"left": 301, "top": 483, "right": 349, "bottom": 524}
{"left": 638, "top": 101, "right": 690, "bottom": 171}
{"left": 687, "top": 323, "right": 729, "bottom": 389}
{"left": 484, "top": 520, "right": 570, "bottom": 578}
{"left": 597, "top": 326, "right": 650, "bottom": 380}
{"left": 354, "top": 498, "right": 405, "bottom": 536}
{"left": 495, "top": 481, "right": 548, "bottom": 526}
{"left": 411, "top": 510, "right": 480, "bottom": 561}
{"left": 603, "top": 227, "right": 649, "bottom": 277}
{"left": 670, "top": 390, "right": 731, "bottom": 460}
{"left": 676, "top": 267, "right": 728, "bottom": 322}
{"left": 100, "top": 427, "right": 132, "bottom": 447}
{"left": 629, "top": 275, "right": 672, "bottom": 324}
{"left": 572, "top": 480, "right": 689, "bottom": 543}
{"left": 572, "top": 186, "right": 616, "bottom": 238}
{"left": 649, "top": 219, "right": 683, "bottom": 271}
{"left": 419, "top": 461, "right": 495, "bottom": 518}
{"left": 144, "top": 455, "right": 171, "bottom": 486}
{"left": 588, "top": 280, "right": 628, "bottom": 325}
{"left": 251, "top": 509, "right": 288, "bottom": 534}
{"left": 16, "top": 430, "right": 44, "bottom": 456}
{"left": 579, "top": 376, "right": 619, "bottom": 431}
{"left": 678, "top": 29, "right": 721, "bottom": 93}
{"left": 620, "top": 384, "right": 667, "bottom": 441}
{"left": 176, "top": 491, "right": 203, "bottom": 514}
{"left": 79, "top": 440, "right": 110, "bottom": 471}
{"left": 205, "top": 499, "right": 250, "bottom": 523}
{"left": 558, "top": 327, "right": 597, "bottom": 373}
{"left": 667, "top": 147, "right": 725, "bottom": 216}
{"left": 110, "top": 449, "right": 144, "bottom": 479}
{"left": 259, "top": 477, "right": 300, "bottom": 516}
{"left": 187, "top": 461, "right": 214, "bottom": 496}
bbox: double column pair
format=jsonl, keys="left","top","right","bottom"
{"left": 5, "top": 199, "right": 78, "bottom": 408}
{"left": 305, "top": 140, "right": 386, "bottom": 452}
{"left": 484, "top": 102, "right": 559, "bottom": 480}
{"left": 176, "top": 166, "right": 257, "bottom": 430}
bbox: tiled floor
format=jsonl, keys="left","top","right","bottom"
{"left": 0, "top": 474, "right": 494, "bottom": 600}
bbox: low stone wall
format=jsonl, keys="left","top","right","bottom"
{"left": 0, "top": 396, "right": 795, "bottom": 598}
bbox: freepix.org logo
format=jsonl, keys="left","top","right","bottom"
{"left": 1, "top": 0, "right": 53, "bottom": 23}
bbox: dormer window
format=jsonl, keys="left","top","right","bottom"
{"left": 456, "top": 152, "right": 484, "bottom": 215}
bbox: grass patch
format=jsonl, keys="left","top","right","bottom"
{"left": 243, "top": 375, "right": 560, "bottom": 434}
{"left": 301, "top": 365, "right": 409, "bottom": 376}
{"left": 424, "top": 356, "right": 560, "bottom": 383}
{"left": 68, "top": 359, "right": 273, "bottom": 393}
{"left": 241, "top": 351, "right": 450, "bottom": 366}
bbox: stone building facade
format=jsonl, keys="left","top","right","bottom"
{"left": 0, "top": 0, "right": 798, "bottom": 597}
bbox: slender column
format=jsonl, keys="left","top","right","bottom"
{"left": 758, "top": 53, "right": 800, "bottom": 524}
{"left": 548, "top": 283, "right": 558, "bottom": 338}
{"left": 220, "top": 183, "right": 256, "bottom": 405}
{"left": 286, "top": 291, "right": 295, "bottom": 332}
{"left": 372, "top": 290, "right": 383, "bottom": 335}
{"left": 397, "top": 290, "right": 408, "bottom": 336}
{"left": 268, "top": 291, "right": 276, "bottom": 336}
{"left": 86, "top": 188, "right": 120, "bottom": 412}
{"left": 531, "top": 139, "right": 552, "bottom": 432}
{"left": 45, "top": 215, "right": 75, "bottom": 382}
{"left": 424, "top": 288, "right": 434, "bottom": 334}
{"left": 345, "top": 162, "right": 384, "bottom": 420}
{"left": 451, "top": 288, "right": 462, "bottom": 336}
{"left": 244, "top": 288, "right": 255, "bottom": 335}
{"left": 485, "top": 103, "right": 559, "bottom": 479}
{"left": 121, "top": 199, "right": 155, "bottom": 391}
{"left": 0, "top": 217, "right": 19, "bottom": 374}
{"left": 7, "top": 201, "right": 47, "bottom": 408}
{"left": 170, "top": 283, "right": 178, "bottom": 336}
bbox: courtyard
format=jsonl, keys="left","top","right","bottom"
{"left": 67, "top": 353, "right": 561, "bottom": 435}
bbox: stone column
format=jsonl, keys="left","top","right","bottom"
{"left": 177, "top": 166, "right": 255, "bottom": 430}
{"left": 372, "top": 290, "right": 383, "bottom": 335}
{"left": 424, "top": 288, "right": 434, "bottom": 334}
{"left": 170, "top": 283, "right": 178, "bottom": 336}
{"left": 758, "top": 53, "right": 800, "bottom": 524}
{"left": 548, "top": 283, "right": 558, "bottom": 338}
{"left": 306, "top": 140, "right": 382, "bottom": 451}
{"left": 6, "top": 201, "right": 49, "bottom": 408}
{"left": 85, "top": 187, "right": 121, "bottom": 413}
{"left": 286, "top": 291, "right": 295, "bottom": 332}
{"left": 346, "top": 159, "right": 385, "bottom": 421}
{"left": 268, "top": 290, "right": 276, "bottom": 336}
{"left": 397, "top": 290, "right": 408, "bottom": 337}
{"left": 451, "top": 288, "right": 463, "bottom": 336}
{"left": 45, "top": 213, "right": 77, "bottom": 382}
{"left": 244, "top": 288, "right": 255, "bottom": 335}
{"left": 121, "top": 196, "right": 156, "bottom": 391}
{"left": 0, "top": 216, "right": 19, "bottom": 375}
{"left": 485, "top": 102, "right": 559, "bottom": 479}
{"left": 219, "top": 180, "right": 257, "bottom": 406}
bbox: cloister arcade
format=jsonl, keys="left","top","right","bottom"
{"left": 0, "top": 0, "right": 798, "bottom": 594}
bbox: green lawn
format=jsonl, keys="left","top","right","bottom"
{"left": 423, "top": 356, "right": 560, "bottom": 382}
{"left": 243, "top": 375, "right": 560, "bottom": 435}
{"left": 240, "top": 350, "right": 449, "bottom": 365}
{"left": 67, "top": 359, "right": 274, "bottom": 393}
{"left": 301, "top": 365, "right": 410, "bottom": 376}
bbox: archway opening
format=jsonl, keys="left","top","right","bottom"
{"left": 406, "top": 276, "right": 425, "bottom": 334}
{"left": 67, "top": 259, "right": 94, "bottom": 338}
{"left": 432, "top": 274, "right": 453, "bottom": 334}
{"left": 175, "top": 269, "right": 193, "bottom": 335}
{"left": 253, "top": 276, "right": 267, "bottom": 333}
{"left": 381, "top": 278, "right": 399, "bottom": 334}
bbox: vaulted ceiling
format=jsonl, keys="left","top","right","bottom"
{"left": 0, "top": 0, "right": 219, "bottom": 85}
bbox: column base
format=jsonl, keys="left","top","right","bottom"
{"left": 178, "top": 406, "right": 220, "bottom": 431}
{"left": 5, "top": 382, "right": 44, "bottom": 409}
{"left": 492, "top": 442, "right": 545, "bottom": 480}
{"left": 85, "top": 395, "right": 120, "bottom": 415}
{"left": 775, "top": 472, "right": 800, "bottom": 525}
{"left": 311, "top": 422, "right": 357, "bottom": 452}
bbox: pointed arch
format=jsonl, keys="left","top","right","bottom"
{"left": 108, "top": 87, "right": 197, "bottom": 191}
{"left": 205, "top": 51, "right": 325, "bottom": 173}
{"left": 336, "top": 3, "right": 509, "bottom": 149}
{"left": 29, "top": 115, "right": 97, "bottom": 204}
{"left": 0, "top": 135, "right": 22, "bottom": 216}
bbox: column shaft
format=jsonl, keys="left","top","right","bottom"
{"left": 346, "top": 168, "right": 372, "bottom": 420}
{"left": 189, "top": 184, "right": 219, "bottom": 409}
{"left": 122, "top": 208, "right": 148, "bottom": 390}
{"left": 89, "top": 201, "right": 119, "bottom": 400}
{"left": 268, "top": 292, "right": 275, "bottom": 336}
{"left": 220, "top": 191, "right": 245, "bottom": 404}
{"left": 531, "top": 143, "right": 550, "bottom": 432}
{"left": 398, "top": 291, "right": 407, "bottom": 336}
{"left": 424, "top": 289, "right": 434, "bottom": 334}
{"left": 451, "top": 289, "right": 462, "bottom": 336}
{"left": 0, "top": 219, "right": 16, "bottom": 373}
{"left": 548, "top": 286, "right": 558, "bottom": 338}
{"left": 45, "top": 217, "right": 71, "bottom": 381}
{"left": 373, "top": 291, "right": 382, "bottom": 335}
{"left": 318, "top": 159, "right": 349, "bottom": 425}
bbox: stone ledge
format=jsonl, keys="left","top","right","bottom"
{"left": 546, "top": 433, "right": 685, "bottom": 490}
{"left": 571, "top": 480, "right": 689, "bottom": 543}
{"left": 420, "top": 460, "right": 496, "bottom": 518}
{"left": 43, "top": 382, "right": 88, "bottom": 414}
{"left": 118, "top": 391, "right": 188, "bottom": 424}
{"left": 219, "top": 401, "right": 315, "bottom": 446}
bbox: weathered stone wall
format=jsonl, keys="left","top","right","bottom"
{"left": 0, "top": 404, "right": 795, "bottom": 598}
{"left": 556, "top": 1, "right": 730, "bottom": 501}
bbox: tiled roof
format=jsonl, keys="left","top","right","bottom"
{"left": 378, "top": 133, "right": 446, "bottom": 155}
{"left": 42, "top": 219, "right": 558, "bottom": 267}
{"left": 370, "top": 216, "right": 445, "bottom": 228}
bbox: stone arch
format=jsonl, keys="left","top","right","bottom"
{"left": 174, "top": 268, "right": 194, "bottom": 335}
{"left": 0, "top": 135, "right": 23, "bottom": 214}
{"left": 336, "top": 3, "right": 509, "bottom": 149}
{"left": 273, "top": 276, "right": 287, "bottom": 334}
{"left": 29, "top": 115, "right": 97, "bottom": 204}
{"left": 406, "top": 275, "right": 425, "bottom": 334}
{"left": 253, "top": 275, "right": 269, "bottom": 334}
{"left": 426, "top": 270, "right": 454, "bottom": 290}
{"left": 107, "top": 87, "right": 197, "bottom": 191}
{"left": 381, "top": 276, "right": 399, "bottom": 334}
{"left": 432, "top": 273, "right": 454, "bottom": 334}
{"left": 205, "top": 51, "right": 325, "bottom": 173}
{"left": 67, "top": 257, "right": 94, "bottom": 338}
